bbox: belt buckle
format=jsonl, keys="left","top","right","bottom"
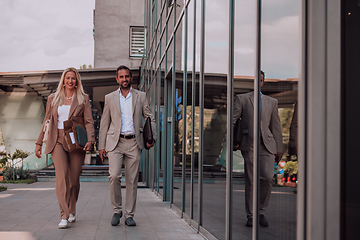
{"left": 124, "top": 134, "right": 134, "bottom": 139}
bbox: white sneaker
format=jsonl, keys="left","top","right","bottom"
{"left": 58, "top": 219, "right": 68, "bottom": 229}
{"left": 68, "top": 213, "right": 76, "bottom": 223}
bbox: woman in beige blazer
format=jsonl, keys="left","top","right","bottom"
{"left": 35, "top": 67, "right": 95, "bottom": 229}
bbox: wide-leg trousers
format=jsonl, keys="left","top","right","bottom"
{"left": 107, "top": 137, "right": 142, "bottom": 219}
{"left": 241, "top": 140, "right": 275, "bottom": 219}
{"left": 51, "top": 129, "right": 85, "bottom": 220}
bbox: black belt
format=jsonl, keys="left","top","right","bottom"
{"left": 120, "top": 134, "right": 135, "bottom": 139}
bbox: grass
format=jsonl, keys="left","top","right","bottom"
{"left": 1, "top": 179, "right": 36, "bottom": 184}
{"left": 0, "top": 185, "right": 7, "bottom": 192}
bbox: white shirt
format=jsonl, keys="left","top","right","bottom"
{"left": 119, "top": 88, "right": 135, "bottom": 135}
{"left": 57, "top": 105, "right": 71, "bottom": 129}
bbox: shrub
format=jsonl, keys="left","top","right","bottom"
{"left": 283, "top": 161, "right": 298, "bottom": 175}
{"left": 3, "top": 166, "right": 30, "bottom": 181}
{"left": 1, "top": 179, "right": 35, "bottom": 184}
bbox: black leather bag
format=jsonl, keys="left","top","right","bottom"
{"left": 233, "top": 118, "right": 242, "bottom": 151}
{"left": 143, "top": 117, "right": 153, "bottom": 150}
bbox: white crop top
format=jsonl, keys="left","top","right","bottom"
{"left": 57, "top": 105, "right": 71, "bottom": 129}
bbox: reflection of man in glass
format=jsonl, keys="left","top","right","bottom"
{"left": 288, "top": 100, "right": 298, "bottom": 157}
{"left": 233, "top": 71, "right": 283, "bottom": 227}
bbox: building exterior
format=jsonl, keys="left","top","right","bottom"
{"left": 138, "top": 0, "right": 357, "bottom": 240}
{"left": 0, "top": 0, "right": 358, "bottom": 239}
{"left": 94, "top": 0, "right": 145, "bottom": 68}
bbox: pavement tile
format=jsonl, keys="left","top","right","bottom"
{"left": 0, "top": 182, "right": 205, "bottom": 240}
{"left": 187, "top": 233, "right": 208, "bottom": 240}
{"left": 156, "top": 231, "right": 193, "bottom": 240}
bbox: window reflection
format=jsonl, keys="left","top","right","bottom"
{"left": 143, "top": 0, "right": 299, "bottom": 239}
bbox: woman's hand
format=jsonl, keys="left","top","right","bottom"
{"left": 83, "top": 141, "right": 93, "bottom": 152}
{"left": 35, "top": 144, "right": 42, "bottom": 158}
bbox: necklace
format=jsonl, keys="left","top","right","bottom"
{"left": 65, "top": 96, "right": 73, "bottom": 100}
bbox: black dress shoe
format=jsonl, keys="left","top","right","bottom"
{"left": 259, "top": 214, "right": 269, "bottom": 227}
{"left": 111, "top": 212, "right": 122, "bottom": 226}
{"left": 125, "top": 217, "right": 136, "bottom": 226}
{"left": 246, "top": 218, "right": 253, "bottom": 227}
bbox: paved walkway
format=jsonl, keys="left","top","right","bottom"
{"left": 0, "top": 182, "right": 205, "bottom": 240}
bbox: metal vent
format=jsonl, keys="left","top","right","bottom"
{"left": 130, "top": 27, "right": 145, "bottom": 57}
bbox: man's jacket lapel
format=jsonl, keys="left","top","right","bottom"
{"left": 132, "top": 90, "right": 139, "bottom": 116}
{"left": 249, "top": 92, "right": 254, "bottom": 107}
{"left": 261, "top": 96, "right": 267, "bottom": 118}
{"left": 114, "top": 90, "right": 121, "bottom": 117}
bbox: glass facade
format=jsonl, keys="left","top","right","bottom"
{"left": 140, "top": 0, "right": 302, "bottom": 239}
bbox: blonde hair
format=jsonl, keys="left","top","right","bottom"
{"left": 52, "top": 67, "right": 86, "bottom": 107}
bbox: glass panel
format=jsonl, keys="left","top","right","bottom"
{"left": 149, "top": 77, "right": 156, "bottom": 189}
{"left": 158, "top": 60, "right": 166, "bottom": 197}
{"left": 174, "top": 0, "right": 183, "bottom": 26}
{"left": 167, "top": 41, "right": 174, "bottom": 77}
{"left": 201, "top": 0, "right": 228, "bottom": 238}
{"left": 156, "top": 2, "right": 164, "bottom": 199}
{"left": 184, "top": 0, "right": 199, "bottom": 222}
{"left": 153, "top": 70, "right": 159, "bottom": 191}
{"left": 172, "top": 14, "right": 183, "bottom": 207}
{"left": 167, "top": 5, "right": 175, "bottom": 45}
{"left": 232, "top": 1, "right": 256, "bottom": 238}
{"left": 161, "top": 1, "right": 168, "bottom": 54}
{"left": 257, "top": 1, "right": 299, "bottom": 239}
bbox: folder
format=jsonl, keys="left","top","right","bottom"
{"left": 75, "top": 125, "right": 88, "bottom": 148}
{"left": 63, "top": 116, "right": 88, "bottom": 152}
{"left": 143, "top": 117, "right": 153, "bottom": 150}
{"left": 233, "top": 118, "right": 242, "bottom": 150}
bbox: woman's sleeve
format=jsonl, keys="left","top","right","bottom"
{"left": 35, "top": 96, "right": 53, "bottom": 146}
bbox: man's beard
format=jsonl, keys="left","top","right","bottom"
{"left": 121, "top": 82, "right": 130, "bottom": 89}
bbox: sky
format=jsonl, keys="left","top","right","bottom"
{"left": 0, "top": 0, "right": 95, "bottom": 73}
{"left": 185, "top": 0, "right": 299, "bottom": 79}
{"left": 0, "top": 0, "right": 299, "bottom": 79}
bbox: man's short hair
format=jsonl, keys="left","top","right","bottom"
{"left": 116, "top": 65, "right": 132, "bottom": 77}
{"left": 261, "top": 70, "right": 265, "bottom": 78}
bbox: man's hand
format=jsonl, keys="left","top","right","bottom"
{"left": 99, "top": 149, "right": 106, "bottom": 162}
{"left": 146, "top": 140, "right": 155, "bottom": 149}
{"left": 275, "top": 152, "right": 283, "bottom": 163}
{"left": 35, "top": 144, "right": 42, "bottom": 158}
{"left": 233, "top": 144, "right": 239, "bottom": 151}
{"left": 288, "top": 145, "right": 297, "bottom": 156}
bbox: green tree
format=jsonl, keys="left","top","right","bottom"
{"left": 0, "top": 126, "right": 4, "bottom": 146}
{"left": 0, "top": 156, "right": 7, "bottom": 168}
{"left": 5, "top": 149, "right": 30, "bottom": 180}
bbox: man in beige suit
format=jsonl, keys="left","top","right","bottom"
{"left": 233, "top": 71, "right": 282, "bottom": 227}
{"left": 99, "top": 65, "right": 156, "bottom": 227}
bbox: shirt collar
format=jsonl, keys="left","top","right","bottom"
{"left": 119, "top": 87, "right": 132, "bottom": 99}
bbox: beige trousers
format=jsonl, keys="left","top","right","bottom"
{"left": 51, "top": 129, "right": 85, "bottom": 220}
{"left": 241, "top": 139, "right": 275, "bottom": 219}
{"left": 107, "top": 137, "right": 142, "bottom": 219}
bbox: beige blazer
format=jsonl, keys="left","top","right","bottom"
{"left": 36, "top": 93, "right": 95, "bottom": 154}
{"left": 98, "top": 88, "right": 157, "bottom": 151}
{"left": 233, "top": 91, "right": 282, "bottom": 154}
